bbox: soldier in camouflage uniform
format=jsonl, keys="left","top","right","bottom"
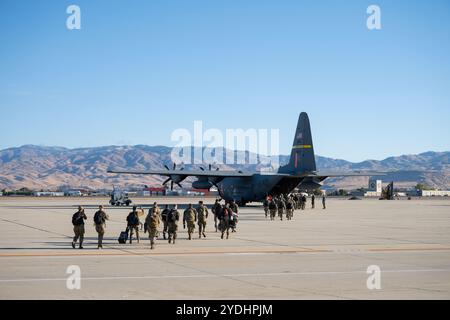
{"left": 167, "top": 205, "right": 180, "bottom": 244}
{"left": 93, "top": 205, "right": 109, "bottom": 249}
{"left": 285, "top": 197, "right": 294, "bottom": 221}
{"left": 211, "top": 199, "right": 221, "bottom": 232}
{"left": 161, "top": 205, "right": 170, "bottom": 240}
{"left": 145, "top": 208, "right": 160, "bottom": 250}
{"left": 277, "top": 196, "right": 286, "bottom": 221}
{"left": 293, "top": 194, "right": 300, "bottom": 210}
{"left": 268, "top": 198, "right": 278, "bottom": 221}
{"left": 263, "top": 196, "right": 270, "bottom": 218}
{"left": 300, "top": 195, "right": 307, "bottom": 210}
{"left": 71, "top": 206, "right": 87, "bottom": 249}
{"left": 196, "top": 201, "right": 209, "bottom": 238}
{"left": 183, "top": 204, "right": 197, "bottom": 240}
{"left": 126, "top": 206, "right": 141, "bottom": 244}
{"left": 228, "top": 200, "right": 239, "bottom": 232}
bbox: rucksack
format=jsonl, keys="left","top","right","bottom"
{"left": 161, "top": 209, "right": 170, "bottom": 219}
{"left": 188, "top": 209, "right": 196, "bottom": 221}
{"left": 149, "top": 216, "right": 159, "bottom": 229}
{"left": 128, "top": 213, "right": 139, "bottom": 226}
{"left": 72, "top": 213, "right": 84, "bottom": 226}
{"left": 286, "top": 202, "right": 293, "bottom": 209}
{"left": 118, "top": 230, "right": 128, "bottom": 244}
{"left": 168, "top": 210, "right": 177, "bottom": 222}
{"left": 269, "top": 202, "right": 276, "bottom": 210}
{"left": 94, "top": 211, "right": 104, "bottom": 225}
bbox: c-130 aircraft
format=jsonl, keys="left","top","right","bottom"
{"left": 108, "top": 113, "right": 380, "bottom": 205}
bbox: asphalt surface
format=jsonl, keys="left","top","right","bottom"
{"left": 0, "top": 196, "right": 449, "bottom": 299}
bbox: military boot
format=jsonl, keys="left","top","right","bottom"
{"left": 203, "top": 232, "right": 206, "bottom": 238}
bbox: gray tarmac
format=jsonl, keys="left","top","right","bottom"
{"left": 0, "top": 196, "right": 449, "bottom": 300}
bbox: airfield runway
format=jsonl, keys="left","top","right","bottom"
{"left": 0, "top": 196, "right": 449, "bottom": 300}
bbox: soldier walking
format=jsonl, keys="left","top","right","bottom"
{"left": 183, "top": 204, "right": 197, "bottom": 240}
{"left": 301, "top": 195, "right": 307, "bottom": 210}
{"left": 268, "top": 199, "right": 278, "bottom": 221}
{"left": 145, "top": 208, "right": 161, "bottom": 250}
{"left": 71, "top": 206, "right": 87, "bottom": 249}
{"left": 322, "top": 194, "right": 326, "bottom": 209}
{"left": 196, "top": 201, "right": 209, "bottom": 238}
{"left": 218, "top": 203, "right": 232, "bottom": 239}
{"left": 161, "top": 205, "right": 170, "bottom": 240}
{"left": 229, "top": 200, "right": 239, "bottom": 232}
{"left": 293, "top": 194, "right": 300, "bottom": 210}
{"left": 311, "top": 195, "right": 315, "bottom": 209}
{"left": 167, "top": 205, "right": 180, "bottom": 244}
{"left": 211, "top": 199, "right": 221, "bottom": 232}
{"left": 127, "top": 206, "right": 141, "bottom": 244}
{"left": 286, "top": 197, "right": 294, "bottom": 220}
{"left": 263, "top": 197, "right": 270, "bottom": 218}
{"left": 277, "top": 196, "right": 286, "bottom": 221}
{"left": 94, "top": 205, "right": 109, "bottom": 249}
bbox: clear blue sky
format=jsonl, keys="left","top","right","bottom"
{"left": 1, "top": 0, "right": 449, "bottom": 162}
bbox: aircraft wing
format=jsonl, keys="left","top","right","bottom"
{"left": 296, "top": 170, "right": 386, "bottom": 178}
{"left": 107, "top": 169, "right": 254, "bottom": 178}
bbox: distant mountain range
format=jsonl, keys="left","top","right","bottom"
{"left": 0, "top": 145, "right": 449, "bottom": 190}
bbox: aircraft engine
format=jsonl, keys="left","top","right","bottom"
{"left": 192, "top": 179, "right": 213, "bottom": 190}
{"left": 297, "top": 178, "right": 322, "bottom": 191}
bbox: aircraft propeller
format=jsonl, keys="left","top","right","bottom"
{"left": 198, "top": 164, "right": 222, "bottom": 188}
{"left": 162, "top": 163, "right": 186, "bottom": 191}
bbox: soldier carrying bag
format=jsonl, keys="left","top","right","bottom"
{"left": 94, "top": 211, "right": 105, "bottom": 225}
{"left": 72, "top": 213, "right": 84, "bottom": 226}
{"left": 118, "top": 229, "right": 129, "bottom": 244}
{"left": 286, "top": 201, "right": 293, "bottom": 210}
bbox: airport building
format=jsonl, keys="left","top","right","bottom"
{"left": 419, "top": 190, "right": 450, "bottom": 197}
{"left": 33, "top": 191, "right": 65, "bottom": 197}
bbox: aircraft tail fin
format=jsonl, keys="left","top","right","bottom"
{"left": 280, "top": 112, "right": 317, "bottom": 174}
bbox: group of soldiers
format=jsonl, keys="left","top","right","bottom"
{"left": 70, "top": 199, "right": 240, "bottom": 250}
{"left": 263, "top": 193, "right": 326, "bottom": 221}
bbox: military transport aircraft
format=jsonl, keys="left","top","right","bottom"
{"left": 108, "top": 113, "right": 382, "bottom": 205}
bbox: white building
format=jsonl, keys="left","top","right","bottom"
{"left": 34, "top": 191, "right": 65, "bottom": 197}
{"left": 420, "top": 190, "right": 450, "bottom": 197}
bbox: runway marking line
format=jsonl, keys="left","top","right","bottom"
{"left": 1, "top": 268, "right": 450, "bottom": 283}
{"left": 1, "top": 246, "right": 450, "bottom": 258}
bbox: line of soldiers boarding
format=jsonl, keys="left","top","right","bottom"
{"left": 70, "top": 199, "right": 240, "bottom": 250}
{"left": 262, "top": 193, "right": 326, "bottom": 221}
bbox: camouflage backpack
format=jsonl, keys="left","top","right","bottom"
{"left": 148, "top": 215, "right": 159, "bottom": 229}
{"left": 197, "top": 206, "right": 207, "bottom": 222}
{"left": 187, "top": 209, "right": 196, "bottom": 222}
